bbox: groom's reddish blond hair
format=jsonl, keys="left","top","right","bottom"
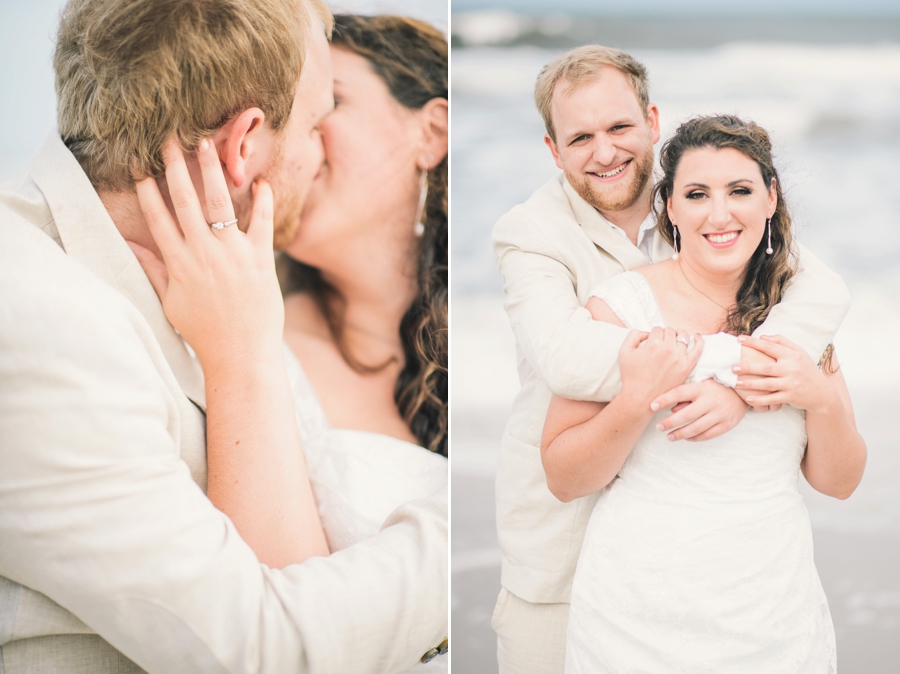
{"left": 535, "top": 45, "right": 650, "bottom": 143}
{"left": 54, "top": 0, "right": 333, "bottom": 191}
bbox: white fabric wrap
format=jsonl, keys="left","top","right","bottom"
{"left": 686, "top": 332, "right": 741, "bottom": 388}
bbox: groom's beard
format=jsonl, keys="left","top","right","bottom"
{"left": 566, "top": 140, "right": 655, "bottom": 215}
{"left": 229, "top": 142, "right": 303, "bottom": 252}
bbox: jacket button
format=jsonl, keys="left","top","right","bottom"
{"left": 438, "top": 638, "right": 448, "bottom": 655}
{"left": 421, "top": 648, "right": 439, "bottom": 664}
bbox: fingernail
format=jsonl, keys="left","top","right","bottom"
{"left": 733, "top": 365, "right": 742, "bottom": 373}
{"left": 199, "top": 139, "right": 209, "bottom": 151}
{"left": 650, "top": 402, "right": 659, "bottom": 412}
{"left": 746, "top": 397, "right": 755, "bottom": 403}
{"left": 738, "top": 335, "right": 748, "bottom": 343}
{"left": 735, "top": 380, "right": 743, "bottom": 387}
{"left": 656, "top": 423, "right": 664, "bottom": 431}
{"left": 668, "top": 434, "right": 675, "bottom": 442}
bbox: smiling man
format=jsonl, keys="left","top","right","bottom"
{"left": 490, "top": 45, "right": 851, "bottom": 673}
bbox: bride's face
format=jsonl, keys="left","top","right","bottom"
{"left": 667, "top": 146, "right": 777, "bottom": 277}
{"left": 284, "top": 45, "right": 423, "bottom": 266}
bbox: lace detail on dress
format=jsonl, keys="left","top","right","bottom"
{"left": 565, "top": 274, "right": 836, "bottom": 673}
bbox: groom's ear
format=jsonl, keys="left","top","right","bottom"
{"left": 216, "top": 108, "right": 268, "bottom": 189}
{"left": 544, "top": 134, "right": 564, "bottom": 170}
{"left": 417, "top": 97, "right": 448, "bottom": 168}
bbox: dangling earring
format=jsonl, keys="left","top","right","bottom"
{"left": 413, "top": 170, "right": 428, "bottom": 237}
{"left": 765, "top": 218, "right": 773, "bottom": 255}
{"left": 672, "top": 223, "right": 679, "bottom": 260}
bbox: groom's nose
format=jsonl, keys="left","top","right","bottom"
{"left": 590, "top": 135, "right": 617, "bottom": 167}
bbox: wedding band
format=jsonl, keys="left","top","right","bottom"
{"left": 210, "top": 218, "right": 237, "bottom": 230}
{"left": 676, "top": 336, "right": 690, "bottom": 346}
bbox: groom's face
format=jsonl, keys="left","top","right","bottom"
{"left": 545, "top": 67, "right": 660, "bottom": 216}
{"left": 265, "top": 24, "right": 334, "bottom": 250}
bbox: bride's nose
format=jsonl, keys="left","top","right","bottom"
{"left": 707, "top": 194, "right": 731, "bottom": 228}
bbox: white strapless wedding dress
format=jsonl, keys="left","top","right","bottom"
{"left": 565, "top": 272, "right": 836, "bottom": 674}
{"left": 284, "top": 345, "right": 448, "bottom": 673}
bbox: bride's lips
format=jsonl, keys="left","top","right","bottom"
{"left": 587, "top": 159, "right": 631, "bottom": 183}
{"left": 703, "top": 230, "right": 741, "bottom": 249}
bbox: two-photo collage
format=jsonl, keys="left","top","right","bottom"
{"left": 1, "top": 0, "right": 899, "bottom": 672}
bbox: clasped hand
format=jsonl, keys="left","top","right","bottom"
{"left": 734, "top": 334, "right": 833, "bottom": 412}
{"left": 622, "top": 328, "right": 751, "bottom": 442}
{"left": 127, "top": 138, "right": 284, "bottom": 376}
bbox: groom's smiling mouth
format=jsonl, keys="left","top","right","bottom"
{"left": 588, "top": 159, "right": 631, "bottom": 182}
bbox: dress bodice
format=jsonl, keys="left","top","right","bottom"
{"left": 283, "top": 344, "right": 448, "bottom": 673}
{"left": 566, "top": 272, "right": 834, "bottom": 674}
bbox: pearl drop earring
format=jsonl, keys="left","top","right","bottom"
{"left": 765, "top": 218, "right": 773, "bottom": 255}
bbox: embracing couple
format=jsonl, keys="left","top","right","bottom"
{"left": 0, "top": 1, "right": 447, "bottom": 673}
{"left": 492, "top": 45, "right": 866, "bottom": 672}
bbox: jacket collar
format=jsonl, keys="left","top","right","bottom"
{"left": 560, "top": 177, "right": 652, "bottom": 270}
{"left": 30, "top": 133, "right": 207, "bottom": 410}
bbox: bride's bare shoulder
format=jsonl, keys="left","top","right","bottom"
{"left": 633, "top": 259, "right": 673, "bottom": 284}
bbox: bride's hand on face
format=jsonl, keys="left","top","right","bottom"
{"left": 129, "top": 138, "right": 284, "bottom": 375}
{"left": 619, "top": 327, "right": 704, "bottom": 406}
{"left": 734, "top": 334, "right": 833, "bottom": 412}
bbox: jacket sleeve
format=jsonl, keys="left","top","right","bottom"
{"left": 753, "top": 243, "right": 851, "bottom": 360}
{"left": 0, "top": 229, "right": 446, "bottom": 674}
{"left": 492, "top": 208, "right": 628, "bottom": 402}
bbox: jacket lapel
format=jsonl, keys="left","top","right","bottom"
{"left": 29, "top": 134, "right": 207, "bottom": 411}
{"left": 560, "top": 179, "right": 651, "bottom": 271}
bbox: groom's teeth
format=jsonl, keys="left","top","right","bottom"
{"left": 706, "top": 232, "right": 739, "bottom": 243}
{"left": 595, "top": 163, "right": 627, "bottom": 178}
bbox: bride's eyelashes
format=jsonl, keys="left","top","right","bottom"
{"left": 682, "top": 186, "right": 754, "bottom": 199}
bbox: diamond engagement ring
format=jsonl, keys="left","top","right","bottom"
{"left": 676, "top": 336, "right": 690, "bottom": 346}
{"left": 210, "top": 218, "right": 238, "bottom": 230}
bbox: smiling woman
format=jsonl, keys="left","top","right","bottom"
{"left": 541, "top": 114, "right": 866, "bottom": 672}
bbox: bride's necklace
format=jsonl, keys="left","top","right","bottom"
{"left": 677, "top": 259, "right": 731, "bottom": 312}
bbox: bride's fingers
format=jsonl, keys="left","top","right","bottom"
{"left": 737, "top": 334, "right": 785, "bottom": 359}
{"left": 135, "top": 176, "right": 183, "bottom": 265}
{"left": 745, "top": 392, "right": 785, "bottom": 407}
{"left": 735, "top": 376, "right": 783, "bottom": 391}
{"left": 127, "top": 241, "right": 170, "bottom": 301}
{"left": 161, "top": 139, "right": 209, "bottom": 241}
{"left": 734, "top": 361, "right": 779, "bottom": 377}
{"left": 247, "top": 179, "right": 274, "bottom": 251}
{"left": 196, "top": 138, "right": 237, "bottom": 237}
{"left": 686, "top": 422, "right": 729, "bottom": 442}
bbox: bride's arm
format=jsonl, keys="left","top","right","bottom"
{"left": 540, "top": 298, "right": 703, "bottom": 503}
{"left": 131, "top": 138, "right": 328, "bottom": 567}
{"left": 735, "top": 335, "right": 866, "bottom": 499}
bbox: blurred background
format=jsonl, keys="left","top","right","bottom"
{"left": 450, "top": 1, "right": 900, "bottom": 672}
{"left": 0, "top": 0, "right": 447, "bottom": 183}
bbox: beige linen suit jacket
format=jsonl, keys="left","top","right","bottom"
{"left": 492, "top": 174, "right": 851, "bottom": 605}
{"left": 0, "top": 134, "right": 448, "bottom": 674}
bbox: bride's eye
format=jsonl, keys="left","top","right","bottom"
{"left": 686, "top": 190, "right": 705, "bottom": 199}
{"left": 732, "top": 187, "right": 752, "bottom": 196}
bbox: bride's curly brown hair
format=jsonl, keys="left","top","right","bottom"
{"left": 278, "top": 14, "right": 447, "bottom": 456}
{"left": 653, "top": 115, "right": 797, "bottom": 335}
